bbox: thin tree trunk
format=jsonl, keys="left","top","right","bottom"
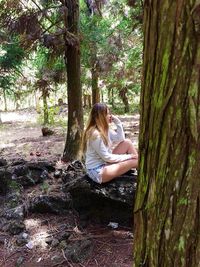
{"left": 63, "top": 0, "right": 83, "bottom": 161}
{"left": 3, "top": 89, "right": 7, "bottom": 111}
{"left": 134, "top": 1, "right": 200, "bottom": 266}
{"left": 85, "top": 0, "right": 101, "bottom": 105}
{"left": 111, "top": 88, "right": 114, "bottom": 108}
{"left": 91, "top": 61, "right": 100, "bottom": 105}
{"left": 119, "top": 87, "right": 129, "bottom": 113}
{"left": 42, "top": 91, "right": 49, "bottom": 124}
{"left": 107, "top": 87, "right": 111, "bottom": 103}
{"left": 91, "top": 42, "right": 100, "bottom": 105}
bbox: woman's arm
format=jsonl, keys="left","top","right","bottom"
{"left": 90, "top": 135, "right": 134, "bottom": 163}
{"left": 109, "top": 115, "right": 125, "bottom": 143}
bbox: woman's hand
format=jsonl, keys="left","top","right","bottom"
{"left": 131, "top": 153, "right": 138, "bottom": 159}
{"left": 111, "top": 115, "right": 121, "bottom": 124}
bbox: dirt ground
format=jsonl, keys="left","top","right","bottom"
{"left": 0, "top": 109, "right": 139, "bottom": 163}
{"left": 0, "top": 109, "right": 139, "bottom": 267}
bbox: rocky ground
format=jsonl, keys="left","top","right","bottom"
{"left": 0, "top": 109, "right": 139, "bottom": 267}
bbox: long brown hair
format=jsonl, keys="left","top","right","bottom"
{"left": 82, "top": 103, "right": 109, "bottom": 153}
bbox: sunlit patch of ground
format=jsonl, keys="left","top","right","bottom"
{"left": 24, "top": 218, "right": 49, "bottom": 250}
{"left": 1, "top": 110, "right": 38, "bottom": 124}
{"left": 0, "top": 109, "right": 139, "bottom": 162}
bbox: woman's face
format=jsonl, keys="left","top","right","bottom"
{"left": 106, "top": 109, "right": 112, "bottom": 124}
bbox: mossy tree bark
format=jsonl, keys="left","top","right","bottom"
{"left": 134, "top": 1, "right": 200, "bottom": 266}
{"left": 63, "top": 0, "right": 84, "bottom": 161}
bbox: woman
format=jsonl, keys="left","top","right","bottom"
{"left": 82, "top": 103, "right": 138, "bottom": 183}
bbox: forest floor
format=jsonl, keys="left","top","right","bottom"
{"left": 0, "top": 108, "right": 139, "bottom": 267}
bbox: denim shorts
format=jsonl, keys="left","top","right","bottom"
{"left": 87, "top": 164, "right": 105, "bottom": 184}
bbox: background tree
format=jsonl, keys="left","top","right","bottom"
{"left": 134, "top": 1, "right": 200, "bottom": 266}
{"left": 0, "top": 0, "right": 84, "bottom": 160}
{"left": 33, "top": 46, "right": 65, "bottom": 125}
{"left": 0, "top": 39, "right": 25, "bottom": 111}
{"left": 81, "top": 0, "right": 143, "bottom": 112}
{"left": 62, "top": 0, "right": 84, "bottom": 161}
{"left": 84, "top": 0, "right": 105, "bottom": 105}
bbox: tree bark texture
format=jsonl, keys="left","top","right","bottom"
{"left": 134, "top": 1, "right": 200, "bottom": 267}
{"left": 91, "top": 46, "right": 100, "bottom": 105}
{"left": 3, "top": 89, "right": 7, "bottom": 111}
{"left": 119, "top": 86, "right": 130, "bottom": 113}
{"left": 86, "top": 0, "right": 101, "bottom": 105}
{"left": 63, "top": 0, "right": 83, "bottom": 161}
{"left": 42, "top": 92, "right": 49, "bottom": 125}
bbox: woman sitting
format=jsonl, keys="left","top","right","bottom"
{"left": 82, "top": 103, "right": 138, "bottom": 183}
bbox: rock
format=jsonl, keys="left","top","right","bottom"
{"left": 12, "top": 167, "right": 45, "bottom": 186}
{"left": 61, "top": 160, "right": 85, "bottom": 184}
{"left": 0, "top": 160, "right": 55, "bottom": 195}
{"left": 4, "top": 190, "right": 23, "bottom": 210}
{"left": 29, "top": 195, "right": 71, "bottom": 214}
{"left": 64, "top": 171, "right": 137, "bottom": 226}
{"left": 4, "top": 205, "right": 25, "bottom": 220}
{"left": 0, "top": 158, "right": 7, "bottom": 167}
{"left": 0, "top": 168, "right": 12, "bottom": 195}
{"left": 42, "top": 127, "right": 54, "bottom": 136}
{"left": 16, "top": 232, "right": 29, "bottom": 246}
{"left": 11, "top": 159, "right": 26, "bottom": 166}
{"left": 7, "top": 161, "right": 55, "bottom": 187}
{"left": 64, "top": 240, "right": 93, "bottom": 263}
{"left": 7, "top": 220, "right": 25, "bottom": 235}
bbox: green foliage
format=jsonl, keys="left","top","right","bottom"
{"left": 0, "top": 40, "right": 24, "bottom": 71}
{"left": 33, "top": 46, "right": 49, "bottom": 72}
{"left": 40, "top": 181, "right": 50, "bottom": 194}
{"left": 9, "top": 180, "right": 21, "bottom": 191}
{"left": 0, "top": 38, "right": 25, "bottom": 106}
{"left": 0, "top": 0, "right": 143, "bottom": 114}
{"left": 0, "top": 76, "right": 15, "bottom": 92}
{"left": 37, "top": 103, "right": 67, "bottom": 127}
{"left": 44, "top": 104, "right": 60, "bottom": 125}
{"left": 80, "top": 0, "right": 143, "bottom": 112}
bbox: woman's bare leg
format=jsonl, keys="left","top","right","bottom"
{"left": 112, "top": 139, "right": 138, "bottom": 156}
{"left": 101, "top": 158, "right": 138, "bottom": 183}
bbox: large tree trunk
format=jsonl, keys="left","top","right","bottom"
{"left": 134, "top": 1, "right": 200, "bottom": 266}
{"left": 63, "top": 0, "right": 83, "bottom": 161}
